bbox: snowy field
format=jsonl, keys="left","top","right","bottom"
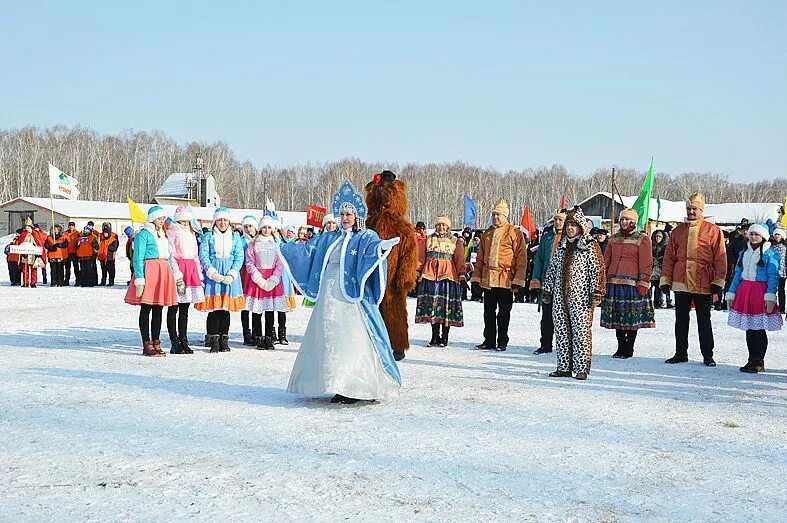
{"left": 1, "top": 264, "right": 786, "bottom": 521}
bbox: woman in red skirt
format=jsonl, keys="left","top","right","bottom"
{"left": 125, "top": 206, "right": 181, "bottom": 356}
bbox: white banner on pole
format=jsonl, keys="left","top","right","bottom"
{"left": 49, "top": 163, "right": 80, "bottom": 201}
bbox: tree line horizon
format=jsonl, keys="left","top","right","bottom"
{"left": 1, "top": 125, "right": 784, "bottom": 226}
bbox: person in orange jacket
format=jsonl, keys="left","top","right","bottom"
{"left": 98, "top": 222, "right": 119, "bottom": 286}
{"left": 75, "top": 225, "right": 99, "bottom": 287}
{"left": 64, "top": 221, "right": 81, "bottom": 285}
{"left": 45, "top": 224, "right": 70, "bottom": 287}
{"left": 5, "top": 229, "right": 23, "bottom": 286}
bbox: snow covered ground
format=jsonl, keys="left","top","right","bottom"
{"left": 1, "top": 265, "right": 786, "bottom": 521}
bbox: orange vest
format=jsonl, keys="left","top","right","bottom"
{"left": 98, "top": 232, "right": 118, "bottom": 262}
{"left": 46, "top": 235, "right": 68, "bottom": 261}
{"left": 65, "top": 230, "right": 80, "bottom": 254}
{"left": 76, "top": 235, "right": 97, "bottom": 258}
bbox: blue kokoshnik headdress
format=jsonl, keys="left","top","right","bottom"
{"left": 332, "top": 180, "right": 367, "bottom": 221}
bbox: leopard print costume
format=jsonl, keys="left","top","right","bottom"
{"left": 543, "top": 231, "right": 606, "bottom": 374}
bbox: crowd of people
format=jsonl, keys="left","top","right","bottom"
{"left": 4, "top": 184, "right": 784, "bottom": 403}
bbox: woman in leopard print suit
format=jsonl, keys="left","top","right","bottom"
{"left": 542, "top": 207, "right": 606, "bottom": 380}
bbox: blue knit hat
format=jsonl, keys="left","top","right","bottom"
{"left": 147, "top": 205, "right": 167, "bottom": 223}
{"left": 213, "top": 207, "right": 231, "bottom": 222}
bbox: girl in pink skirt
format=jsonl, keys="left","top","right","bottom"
{"left": 165, "top": 205, "right": 205, "bottom": 354}
{"left": 125, "top": 205, "right": 181, "bottom": 357}
{"left": 244, "top": 216, "right": 288, "bottom": 350}
{"left": 726, "top": 223, "right": 783, "bottom": 373}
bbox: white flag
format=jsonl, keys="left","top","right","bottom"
{"left": 49, "top": 163, "right": 80, "bottom": 201}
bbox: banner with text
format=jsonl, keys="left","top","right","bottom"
{"left": 306, "top": 205, "right": 327, "bottom": 228}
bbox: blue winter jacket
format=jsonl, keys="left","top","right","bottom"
{"left": 728, "top": 243, "right": 780, "bottom": 302}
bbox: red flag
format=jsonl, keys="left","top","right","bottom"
{"left": 306, "top": 205, "right": 327, "bottom": 228}
{"left": 520, "top": 206, "right": 535, "bottom": 241}
{"left": 559, "top": 194, "right": 566, "bottom": 210}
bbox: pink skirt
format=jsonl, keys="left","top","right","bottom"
{"left": 728, "top": 280, "right": 783, "bottom": 331}
{"left": 175, "top": 258, "right": 205, "bottom": 304}
{"left": 243, "top": 267, "right": 288, "bottom": 313}
{"left": 125, "top": 259, "right": 178, "bottom": 307}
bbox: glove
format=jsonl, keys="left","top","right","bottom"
{"left": 511, "top": 284, "right": 522, "bottom": 292}
{"left": 135, "top": 284, "right": 144, "bottom": 298}
{"left": 637, "top": 285, "right": 649, "bottom": 296}
{"left": 262, "top": 278, "right": 278, "bottom": 291}
{"left": 711, "top": 284, "right": 723, "bottom": 296}
{"left": 725, "top": 292, "right": 735, "bottom": 305}
{"left": 765, "top": 300, "right": 776, "bottom": 314}
{"left": 222, "top": 274, "right": 234, "bottom": 285}
{"left": 530, "top": 280, "right": 541, "bottom": 290}
{"left": 542, "top": 292, "right": 552, "bottom": 305}
{"left": 252, "top": 272, "right": 267, "bottom": 289}
{"left": 176, "top": 279, "right": 185, "bottom": 294}
{"left": 660, "top": 284, "right": 671, "bottom": 295}
{"left": 207, "top": 269, "right": 224, "bottom": 283}
{"left": 591, "top": 291, "right": 603, "bottom": 307}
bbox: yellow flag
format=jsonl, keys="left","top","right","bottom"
{"left": 781, "top": 195, "right": 787, "bottom": 227}
{"left": 127, "top": 197, "right": 146, "bottom": 223}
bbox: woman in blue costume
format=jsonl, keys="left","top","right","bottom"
{"left": 279, "top": 181, "right": 402, "bottom": 404}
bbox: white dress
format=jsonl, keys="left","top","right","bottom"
{"left": 287, "top": 246, "right": 400, "bottom": 400}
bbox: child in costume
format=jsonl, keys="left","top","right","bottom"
{"left": 124, "top": 206, "right": 181, "bottom": 357}
{"left": 726, "top": 223, "right": 782, "bottom": 373}
{"left": 195, "top": 207, "right": 246, "bottom": 353}
{"left": 243, "top": 216, "right": 289, "bottom": 350}
{"left": 280, "top": 181, "right": 401, "bottom": 404}
{"left": 166, "top": 206, "right": 205, "bottom": 354}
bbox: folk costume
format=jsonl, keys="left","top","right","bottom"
{"left": 124, "top": 206, "right": 181, "bottom": 357}
{"left": 415, "top": 216, "right": 466, "bottom": 347}
{"left": 280, "top": 181, "right": 401, "bottom": 403}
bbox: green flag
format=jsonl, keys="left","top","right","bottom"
{"left": 632, "top": 157, "right": 655, "bottom": 230}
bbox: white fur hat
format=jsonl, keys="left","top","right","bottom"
{"left": 147, "top": 205, "right": 167, "bottom": 223}
{"left": 241, "top": 215, "right": 257, "bottom": 228}
{"left": 322, "top": 213, "right": 336, "bottom": 226}
{"left": 748, "top": 223, "right": 769, "bottom": 239}
{"left": 773, "top": 228, "right": 786, "bottom": 238}
{"left": 213, "top": 207, "right": 231, "bottom": 222}
{"left": 258, "top": 216, "right": 274, "bottom": 229}
{"left": 173, "top": 205, "right": 193, "bottom": 222}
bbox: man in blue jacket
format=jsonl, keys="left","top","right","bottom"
{"left": 529, "top": 209, "right": 566, "bottom": 355}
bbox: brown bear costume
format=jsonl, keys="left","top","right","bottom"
{"left": 365, "top": 170, "right": 419, "bottom": 361}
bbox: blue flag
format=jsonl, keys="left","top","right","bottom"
{"left": 464, "top": 195, "right": 476, "bottom": 226}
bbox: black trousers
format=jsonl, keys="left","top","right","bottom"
{"left": 100, "top": 260, "right": 116, "bottom": 285}
{"left": 745, "top": 329, "right": 768, "bottom": 362}
{"left": 483, "top": 287, "right": 514, "bottom": 347}
{"left": 50, "top": 261, "right": 65, "bottom": 286}
{"left": 41, "top": 267, "right": 47, "bottom": 284}
{"left": 167, "top": 303, "right": 190, "bottom": 340}
{"left": 66, "top": 253, "right": 80, "bottom": 284}
{"left": 674, "top": 292, "right": 714, "bottom": 358}
{"left": 252, "top": 311, "right": 286, "bottom": 337}
{"left": 539, "top": 301, "right": 554, "bottom": 350}
{"left": 139, "top": 304, "right": 163, "bottom": 342}
{"left": 78, "top": 257, "right": 98, "bottom": 287}
{"left": 206, "top": 310, "right": 231, "bottom": 335}
{"left": 241, "top": 310, "right": 250, "bottom": 332}
{"left": 8, "top": 258, "right": 21, "bottom": 285}
{"left": 778, "top": 277, "right": 785, "bottom": 313}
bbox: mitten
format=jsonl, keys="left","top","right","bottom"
{"left": 135, "top": 284, "right": 144, "bottom": 298}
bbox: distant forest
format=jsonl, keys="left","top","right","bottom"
{"left": 1, "top": 125, "right": 785, "bottom": 226}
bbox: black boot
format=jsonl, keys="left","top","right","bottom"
{"left": 612, "top": 330, "right": 626, "bottom": 358}
{"left": 255, "top": 336, "right": 265, "bottom": 350}
{"left": 439, "top": 325, "right": 450, "bottom": 347}
{"left": 264, "top": 327, "right": 276, "bottom": 350}
{"left": 169, "top": 336, "right": 184, "bottom": 354}
{"left": 208, "top": 334, "right": 221, "bottom": 353}
{"left": 393, "top": 351, "right": 405, "bottom": 361}
{"left": 204, "top": 334, "right": 211, "bottom": 347}
{"left": 427, "top": 324, "right": 441, "bottom": 347}
{"left": 179, "top": 336, "right": 193, "bottom": 354}
{"left": 243, "top": 329, "right": 255, "bottom": 346}
{"left": 623, "top": 332, "right": 636, "bottom": 358}
{"left": 219, "top": 334, "right": 231, "bottom": 352}
{"left": 665, "top": 352, "right": 688, "bottom": 364}
{"left": 277, "top": 326, "right": 288, "bottom": 345}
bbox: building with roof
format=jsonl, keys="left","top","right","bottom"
{"left": 575, "top": 192, "right": 782, "bottom": 229}
{"left": 154, "top": 172, "right": 220, "bottom": 208}
{"left": 0, "top": 197, "right": 306, "bottom": 236}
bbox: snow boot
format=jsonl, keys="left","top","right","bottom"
{"left": 207, "top": 334, "right": 221, "bottom": 353}
{"left": 665, "top": 353, "right": 688, "bottom": 364}
{"left": 739, "top": 360, "right": 757, "bottom": 373}
{"left": 277, "top": 326, "right": 288, "bottom": 345}
{"left": 219, "top": 334, "right": 231, "bottom": 352}
{"left": 179, "top": 336, "right": 193, "bottom": 354}
{"left": 263, "top": 336, "right": 276, "bottom": 351}
{"left": 439, "top": 325, "right": 450, "bottom": 347}
{"left": 475, "top": 342, "right": 495, "bottom": 351}
{"left": 703, "top": 357, "right": 717, "bottom": 367}
{"left": 169, "top": 336, "right": 184, "bottom": 354}
{"left": 394, "top": 351, "right": 406, "bottom": 361}
{"left": 243, "top": 329, "right": 255, "bottom": 346}
{"left": 533, "top": 347, "right": 553, "bottom": 355}
{"left": 427, "top": 324, "right": 441, "bottom": 347}
{"left": 574, "top": 372, "right": 588, "bottom": 380}
{"left": 142, "top": 340, "right": 164, "bottom": 357}
{"left": 152, "top": 340, "right": 165, "bottom": 356}
{"left": 204, "top": 334, "right": 211, "bottom": 347}
{"left": 549, "top": 370, "right": 572, "bottom": 377}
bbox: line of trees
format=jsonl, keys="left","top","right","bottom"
{"left": 1, "top": 125, "right": 785, "bottom": 226}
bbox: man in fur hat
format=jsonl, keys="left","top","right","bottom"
{"left": 660, "top": 192, "right": 727, "bottom": 366}
{"left": 471, "top": 199, "right": 528, "bottom": 351}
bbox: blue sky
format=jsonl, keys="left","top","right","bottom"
{"left": 1, "top": 0, "right": 785, "bottom": 181}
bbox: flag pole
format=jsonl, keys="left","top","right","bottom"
{"left": 48, "top": 161, "right": 56, "bottom": 235}
{"left": 610, "top": 167, "right": 616, "bottom": 233}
